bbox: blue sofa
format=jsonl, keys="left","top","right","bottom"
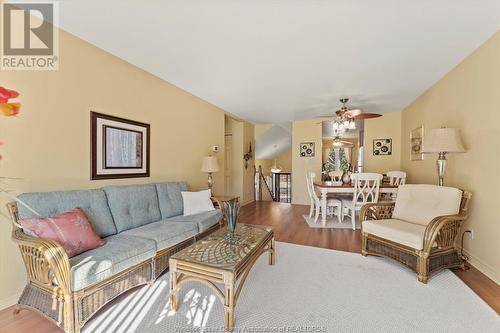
{"left": 9, "top": 182, "right": 222, "bottom": 333}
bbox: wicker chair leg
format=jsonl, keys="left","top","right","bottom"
{"left": 361, "top": 233, "right": 368, "bottom": 256}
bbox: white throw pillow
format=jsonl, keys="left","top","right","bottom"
{"left": 181, "top": 189, "right": 215, "bottom": 216}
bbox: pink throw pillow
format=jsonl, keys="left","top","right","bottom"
{"left": 19, "top": 208, "right": 105, "bottom": 257}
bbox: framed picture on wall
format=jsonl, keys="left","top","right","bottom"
{"left": 91, "top": 112, "right": 150, "bottom": 179}
{"left": 410, "top": 125, "right": 424, "bottom": 161}
{"left": 300, "top": 142, "right": 315, "bottom": 157}
{"left": 373, "top": 139, "right": 392, "bottom": 155}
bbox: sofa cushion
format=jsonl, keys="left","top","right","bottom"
{"left": 165, "top": 209, "right": 222, "bottom": 233}
{"left": 103, "top": 184, "right": 161, "bottom": 232}
{"left": 155, "top": 182, "right": 188, "bottom": 219}
{"left": 69, "top": 234, "right": 156, "bottom": 291}
{"left": 121, "top": 220, "right": 198, "bottom": 251}
{"left": 392, "top": 184, "right": 462, "bottom": 226}
{"left": 17, "top": 189, "right": 117, "bottom": 237}
{"left": 19, "top": 208, "right": 105, "bottom": 257}
{"left": 362, "top": 219, "right": 427, "bottom": 250}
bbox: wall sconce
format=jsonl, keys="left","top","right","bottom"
{"left": 243, "top": 142, "right": 253, "bottom": 169}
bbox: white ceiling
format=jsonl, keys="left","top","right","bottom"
{"left": 255, "top": 123, "right": 292, "bottom": 159}
{"left": 57, "top": 1, "right": 499, "bottom": 123}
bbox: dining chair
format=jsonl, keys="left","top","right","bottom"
{"left": 386, "top": 171, "right": 406, "bottom": 186}
{"left": 341, "top": 172, "right": 383, "bottom": 230}
{"left": 306, "top": 172, "right": 343, "bottom": 223}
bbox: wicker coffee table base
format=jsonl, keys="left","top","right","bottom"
{"left": 169, "top": 237, "right": 275, "bottom": 331}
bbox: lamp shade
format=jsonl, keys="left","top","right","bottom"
{"left": 422, "top": 128, "right": 465, "bottom": 153}
{"left": 201, "top": 156, "right": 219, "bottom": 173}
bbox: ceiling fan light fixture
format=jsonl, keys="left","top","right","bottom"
{"left": 349, "top": 121, "right": 356, "bottom": 130}
{"left": 343, "top": 120, "right": 350, "bottom": 128}
{"left": 332, "top": 122, "right": 339, "bottom": 130}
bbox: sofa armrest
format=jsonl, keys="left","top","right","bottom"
{"left": 12, "top": 228, "right": 72, "bottom": 295}
{"left": 360, "top": 202, "right": 396, "bottom": 222}
{"left": 422, "top": 214, "right": 467, "bottom": 253}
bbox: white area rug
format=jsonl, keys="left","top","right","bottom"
{"left": 83, "top": 242, "right": 499, "bottom": 333}
{"left": 302, "top": 214, "right": 361, "bottom": 229}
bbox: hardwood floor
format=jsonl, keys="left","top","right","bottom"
{"left": 0, "top": 200, "right": 498, "bottom": 333}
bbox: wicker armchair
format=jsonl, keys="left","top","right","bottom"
{"left": 360, "top": 185, "right": 471, "bottom": 283}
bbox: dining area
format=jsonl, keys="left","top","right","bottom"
{"left": 305, "top": 170, "right": 406, "bottom": 229}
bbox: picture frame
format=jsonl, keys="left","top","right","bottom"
{"left": 91, "top": 111, "right": 150, "bottom": 180}
{"left": 373, "top": 139, "right": 392, "bottom": 155}
{"left": 300, "top": 142, "right": 315, "bottom": 157}
{"left": 410, "top": 125, "right": 424, "bottom": 161}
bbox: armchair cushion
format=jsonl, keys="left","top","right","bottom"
{"left": 70, "top": 234, "right": 156, "bottom": 291}
{"left": 362, "top": 219, "right": 426, "bottom": 250}
{"left": 392, "top": 185, "right": 462, "bottom": 226}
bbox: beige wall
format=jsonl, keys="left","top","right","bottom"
{"left": 0, "top": 30, "right": 228, "bottom": 308}
{"left": 255, "top": 148, "right": 292, "bottom": 174}
{"left": 400, "top": 31, "right": 500, "bottom": 284}
{"left": 225, "top": 117, "right": 255, "bottom": 205}
{"left": 291, "top": 119, "right": 323, "bottom": 205}
{"left": 364, "top": 112, "right": 402, "bottom": 174}
{"left": 242, "top": 122, "right": 256, "bottom": 205}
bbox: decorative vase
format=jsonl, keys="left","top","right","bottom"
{"left": 342, "top": 172, "right": 351, "bottom": 184}
{"left": 225, "top": 200, "right": 240, "bottom": 243}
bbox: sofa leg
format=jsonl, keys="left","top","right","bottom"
{"left": 417, "top": 274, "right": 428, "bottom": 284}
{"left": 417, "top": 254, "right": 429, "bottom": 284}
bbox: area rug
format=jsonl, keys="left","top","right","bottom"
{"left": 302, "top": 213, "right": 361, "bottom": 229}
{"left": 83, "top": 242, "right": 499, "bottom": 333}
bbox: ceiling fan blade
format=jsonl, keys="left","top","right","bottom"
{"left": 352, "top": 113, "right": 382, "bottom": 119}
{"left": 345, "top": 109, "right": 362, "bottom": 117}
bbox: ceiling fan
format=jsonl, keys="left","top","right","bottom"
{"left": 319, "top": 98, "right": 383, "bottom": 131}
{"left": 331, "top": 136, "right": 354, "bottom": 148}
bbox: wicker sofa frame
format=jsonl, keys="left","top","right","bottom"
{"left": 360, "top": 190, "right": 472, "bottom": 283}
{"left": 7, "top": 200, "right": 224, "bottom": 333}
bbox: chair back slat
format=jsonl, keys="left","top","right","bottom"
{"left": 352, "top": 173, "right": 382, "bottom": 204}
{"left": 387, "top": 171, "right": 406, "bottom": 186}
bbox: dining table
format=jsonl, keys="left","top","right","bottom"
{"left": 313, "top": 181, "right": 399, "bottom": 226}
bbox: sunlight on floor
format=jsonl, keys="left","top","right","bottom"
{"left": 84, "top": 280, "right": 167, "bottom": 332}
{"left": 155, "top": 287, "right": 216, "bottom": 330}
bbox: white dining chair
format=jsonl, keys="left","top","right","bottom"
{"left": 386, "top": 171, "right": 406, "bottom": 186}
{"left": 341, "top": 172, "right": 383, "bottom": 230}
{"left": 306, "top": 172, "right": 343, "bottom": 224}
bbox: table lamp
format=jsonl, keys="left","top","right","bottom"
{"left": 422, "top": 127, "right": 465, "bottom": 186}
{"left": 201, "top": 155, "right": 219, "bottom": 190}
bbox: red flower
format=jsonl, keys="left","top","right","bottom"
{"left": 0, "top": 87, "right": 19, "bottom": 103}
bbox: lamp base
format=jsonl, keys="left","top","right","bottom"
{"left": 436, "top": 152, "right": 447, "bottom": 186}
{"left": 207, "top": 172, "right": 214, "bottom": 190}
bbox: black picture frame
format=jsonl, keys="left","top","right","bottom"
{"left": 91, "top": 111, "right": 150, "bottom": 180}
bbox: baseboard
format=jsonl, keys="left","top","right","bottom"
{"left": 241, "top": 198, "right": 254, "bottom": 206}
{"left": 463, "top": 249, "right": 500, "bottom": 285}
{"left": 0, "top": 292, "right": 20, "bottom": 311}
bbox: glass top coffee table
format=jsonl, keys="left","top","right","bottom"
{"left": 169, "top": 224, "right": 275, "bottom": 331}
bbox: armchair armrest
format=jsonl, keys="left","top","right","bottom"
{"left": 422, "top": 214, "right": 467, "bottom": 253}
{"left": 360, "top": 202, "right": 396, "bottom": 222}
{"left": 12, "top": 228, "right": 72, "bottom": 295}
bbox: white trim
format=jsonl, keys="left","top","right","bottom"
{"left": 0, "top": 292, "right": 20, "bottom": 310}
{"left": 463, "top": 249, "right": 500, "bottom": 286}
